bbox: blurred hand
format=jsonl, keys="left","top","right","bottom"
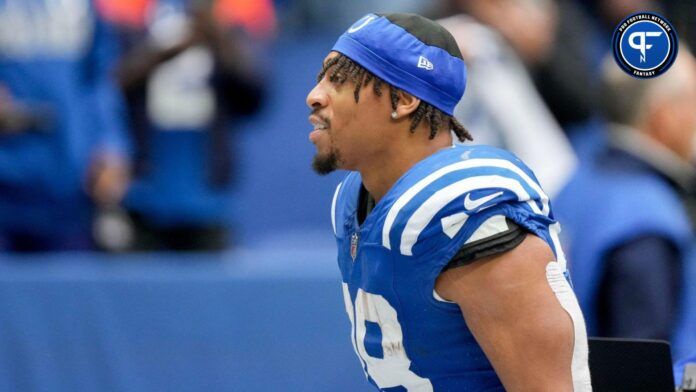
{"left": 86, "top": 153, "right": 131, "bottom": 206}
{"left": 0, "top": 86, "right": 37, "bottom": 134}
{"left": 438, "top": 17, "right": 475, "bottom": 62}
{"left": 190, "top": 5, "right": 221, "bottom": 44}
{"left": 462, "top": 0, "right": 558, "bottom": 65}
{"left": 600, "top": 0, "right": 657, "bottom": 27}
{"left": 0, "top": 107, "right": 28, "bottom": 134}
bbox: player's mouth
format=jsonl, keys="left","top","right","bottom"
{"left": 309, "top": 114, "right": 330, "bottom": 143}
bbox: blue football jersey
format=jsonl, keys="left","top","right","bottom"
{"left": 332, "top": 145, "right": 566, "bottom": 391}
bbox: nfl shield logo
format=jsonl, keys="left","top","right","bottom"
{"left": 350, "top": 232, "right": 359, "bottom": 261}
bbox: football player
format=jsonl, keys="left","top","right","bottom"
{"left": 307, "top": 13, "right": 591, "bottom": 391}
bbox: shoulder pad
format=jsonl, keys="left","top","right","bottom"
{"left": 381, "top": 146, "right": 550, "bottom": 256}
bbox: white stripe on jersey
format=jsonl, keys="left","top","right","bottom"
{"left": 545, "top": 262, "right": 592, "bottom": 391}
{"left": 548, "top": 222, "right": 568, "bottom": 272}
{"left": 465, "top": 214, "right": 509, "bottom": 244}
{"left": 382, "top": 159, "right": 549, "bottom": 250}
{"left": 440, "top": 212, "right": 469, "bottom": 239}
{"left": 400, "top": 175, "right": 532, "bottom": 256}
{"left": 332, "top": 182, "right": 343, "bottom": 235}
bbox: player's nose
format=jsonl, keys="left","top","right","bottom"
{"left": 306, "top": 83, "right": 328, "bottom": 109}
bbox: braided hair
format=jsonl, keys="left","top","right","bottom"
{"left": 317, "top": 53, "right": 473, "bottom": 142}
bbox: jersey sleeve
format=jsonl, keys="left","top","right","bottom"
{"left": 84, "top": 11, "right": 132, "bottom": 157}
{"left": 383, "top": 153, "right": 560, "bottom": 265}
{"left": 410, "top": 186, "right": 555, "bottom": 260}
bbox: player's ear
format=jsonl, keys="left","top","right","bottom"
{"left": 393, "top": 90, "right": 421, "bottom": 119}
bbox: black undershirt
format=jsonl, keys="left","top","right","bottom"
{"left": 357, "top": 184, "right": 526, "bottom": 269}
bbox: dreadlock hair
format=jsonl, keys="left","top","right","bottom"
{"left": 317, "top": 53, "right": 473, "bottom": 143}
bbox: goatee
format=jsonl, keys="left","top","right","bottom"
{"left": 312, "top": 150, "right": 340, "bottom": 175}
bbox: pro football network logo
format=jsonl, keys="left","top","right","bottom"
{"left": 612, "top": 12, "right": 678, "bottom": 78}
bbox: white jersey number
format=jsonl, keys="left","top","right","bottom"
{"left": 342, "top": 284, "right": 433, "bottom": 391}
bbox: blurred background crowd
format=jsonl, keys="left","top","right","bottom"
{"left": 1, "top": 0, "right": 696, "bottom": 388}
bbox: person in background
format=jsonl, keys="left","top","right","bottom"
{"left": 553, "top": 50, "right": 696, "bottom": 363}
{"left": 280, "top": 0, "right": 432, "bottom": 35}
{"left": 100, "top": 0, "right": 270, "bottom": 251}
{"left": 438, "top": 13, "right": 577, "bottom": 197}
{"left": 456, "top": 0, "right": 598, "bottom": 129}
{"left": 0, "top": 0, "right": 131, "bottom": 252}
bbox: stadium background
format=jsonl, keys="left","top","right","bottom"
{"left": 1, "top": 0, "right": 695, "bottom": 390}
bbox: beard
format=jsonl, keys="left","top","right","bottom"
{"left": 312, "top": 148, "right": 341, "bottom": 175}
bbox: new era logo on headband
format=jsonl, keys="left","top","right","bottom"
{"left": 417, "top": 56, "right": 434, "bottom": 71}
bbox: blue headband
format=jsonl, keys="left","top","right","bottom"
{"left": 331, "top": 14, "right": 466, "bottom": 116}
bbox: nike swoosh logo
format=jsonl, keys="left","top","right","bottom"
{"left": 464, "top": 191, "right": 503, "bottom": 211}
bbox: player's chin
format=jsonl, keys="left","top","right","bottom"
{"left": 311, "top": 151, "right": 340, "bottom": 175}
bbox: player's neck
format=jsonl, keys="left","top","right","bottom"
{"left": 360, "top": 131, "right": 452, "bottom": 203}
